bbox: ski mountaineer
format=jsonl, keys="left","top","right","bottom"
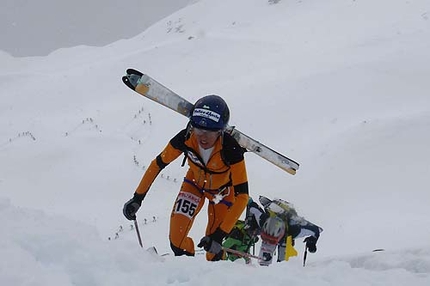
{"left": 223, "top": 196, "right": 322, "bottom": 266}
{"left": 123, "top": 95, "right": 249, "bottom": 261}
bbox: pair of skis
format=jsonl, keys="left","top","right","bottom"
{"left": 122, "top": 68, "right": 300, "bottom": 175}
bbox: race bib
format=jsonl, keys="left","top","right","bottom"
{"left": 173, "top": 192, "right": 201, "bottom": 219}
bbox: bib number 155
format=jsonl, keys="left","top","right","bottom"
{"left": 173, "top": 192, "right": 200, "bottom": 219}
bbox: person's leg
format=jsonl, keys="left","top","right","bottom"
{"left": 204, "top": 201, "right": 230, "bottom": 261}
{"left": 277, "top": 236, "right": 287, "bottom": 262}
{"left": 169, "top": 181, "right": 204, "bottom": 256}
{"left": 258, "top": 216, "right": 285, "bottom": 266}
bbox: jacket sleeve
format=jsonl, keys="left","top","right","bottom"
{"left": 219, "top": 158, "right": 249, "bottom": 233}
{"left": 134, "top": 130, "right": 186, "bottom": 195}
{"left": 289, "top": 217, "right": 322, "bottom": 240}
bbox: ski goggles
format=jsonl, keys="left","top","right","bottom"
{"left": 192, "top": 127, "right": 221, "bottom": 136}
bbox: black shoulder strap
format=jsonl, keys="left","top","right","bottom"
{"left": 180, "top": 123, "right": 192, "bottom": 167}
{"left": 169, "top": 128, "right": 189, "bottom": 151}
{"left": 221, "top": 132, "right": 246, "bottom": 166}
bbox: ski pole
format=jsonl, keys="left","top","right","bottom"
{"left": 223, "top": 247, "right": 260, "bottom": 260}
{"left": 134, "top": 219, "right": 143, "bottom": 248}
{"left": 303, "top": 245, "right": 308, "bottom": 267}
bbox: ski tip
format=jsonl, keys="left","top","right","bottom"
{"left": 122, "top": 75, "right": 136, "bottom": 90}
{"left": 126, "top": 68, "right": 143, "bottom": 77}
{"left": 146, "top": 246, "right": 158, "bottom": 254}
{"left": 122, "top": 68, "right": 146, "bottom": 91}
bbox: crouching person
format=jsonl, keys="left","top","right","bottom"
{"left": 223, "top": 196, "right": 322, "bottom": 266}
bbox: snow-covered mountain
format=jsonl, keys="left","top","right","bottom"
{"left": 0, "top": 0, "right": 191, "bottom": 57}
{"left": 1, "top": 0, "right": 430, "bottom": 285}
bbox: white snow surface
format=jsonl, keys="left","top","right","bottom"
{"left": 1, "top": 0, "right": 430, "bottom": 285}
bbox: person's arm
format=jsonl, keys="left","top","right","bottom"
{"left": 135, "top": 130, "right": 186, "bottom": 195}
{"left": 291, "top": 218, "right": 322, "bottom": 240}
{"left": 123, "top": 130, "right": 186, "bottom": 220}
{"left": 219, "top": 160, "right": 249, "bottom": 233}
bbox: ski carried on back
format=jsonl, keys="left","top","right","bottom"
{"left": 122, "top": 68, "right": 300, "bottom": 175}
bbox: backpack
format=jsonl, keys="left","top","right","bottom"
{"left": 223, "top": 220, "right": 259, "bottom": 261}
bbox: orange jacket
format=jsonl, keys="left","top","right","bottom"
{"left": 135, "top": 128, "right": 249, "bottom": 233}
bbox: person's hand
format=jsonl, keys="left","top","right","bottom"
{"left": 303, "top": 236, "right": 318, "bottom": 253}
{"left": 123, "top": 193, "right": 146, "bottom": 220}
{"left": 197, "top": 236, "right": 222, "bottom": 254}
{"left": 197, "top": 228, "right": 227, "bottom": 254}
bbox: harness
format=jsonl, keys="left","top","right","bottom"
{"left": 180, "top": 124, "right": 232, "bottom": 172}
{"left": 183, "top": 178, "right": 233, "bottom": 207}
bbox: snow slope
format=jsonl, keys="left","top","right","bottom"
{"left": 1, "top": 0, "right": 430, "bottom": 285}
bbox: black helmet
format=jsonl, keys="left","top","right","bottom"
{"left": 190, "top": 95, "right": 230, "bottom": 131}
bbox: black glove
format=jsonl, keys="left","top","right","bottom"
{"left": 123, "top": 192, "right": 146, "bottom": 220}
{"left": 303, "top": 236, "right": 318, "bottom": 253}
{"left": 197, "top": 228, "right": 227, "bottom": 254}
